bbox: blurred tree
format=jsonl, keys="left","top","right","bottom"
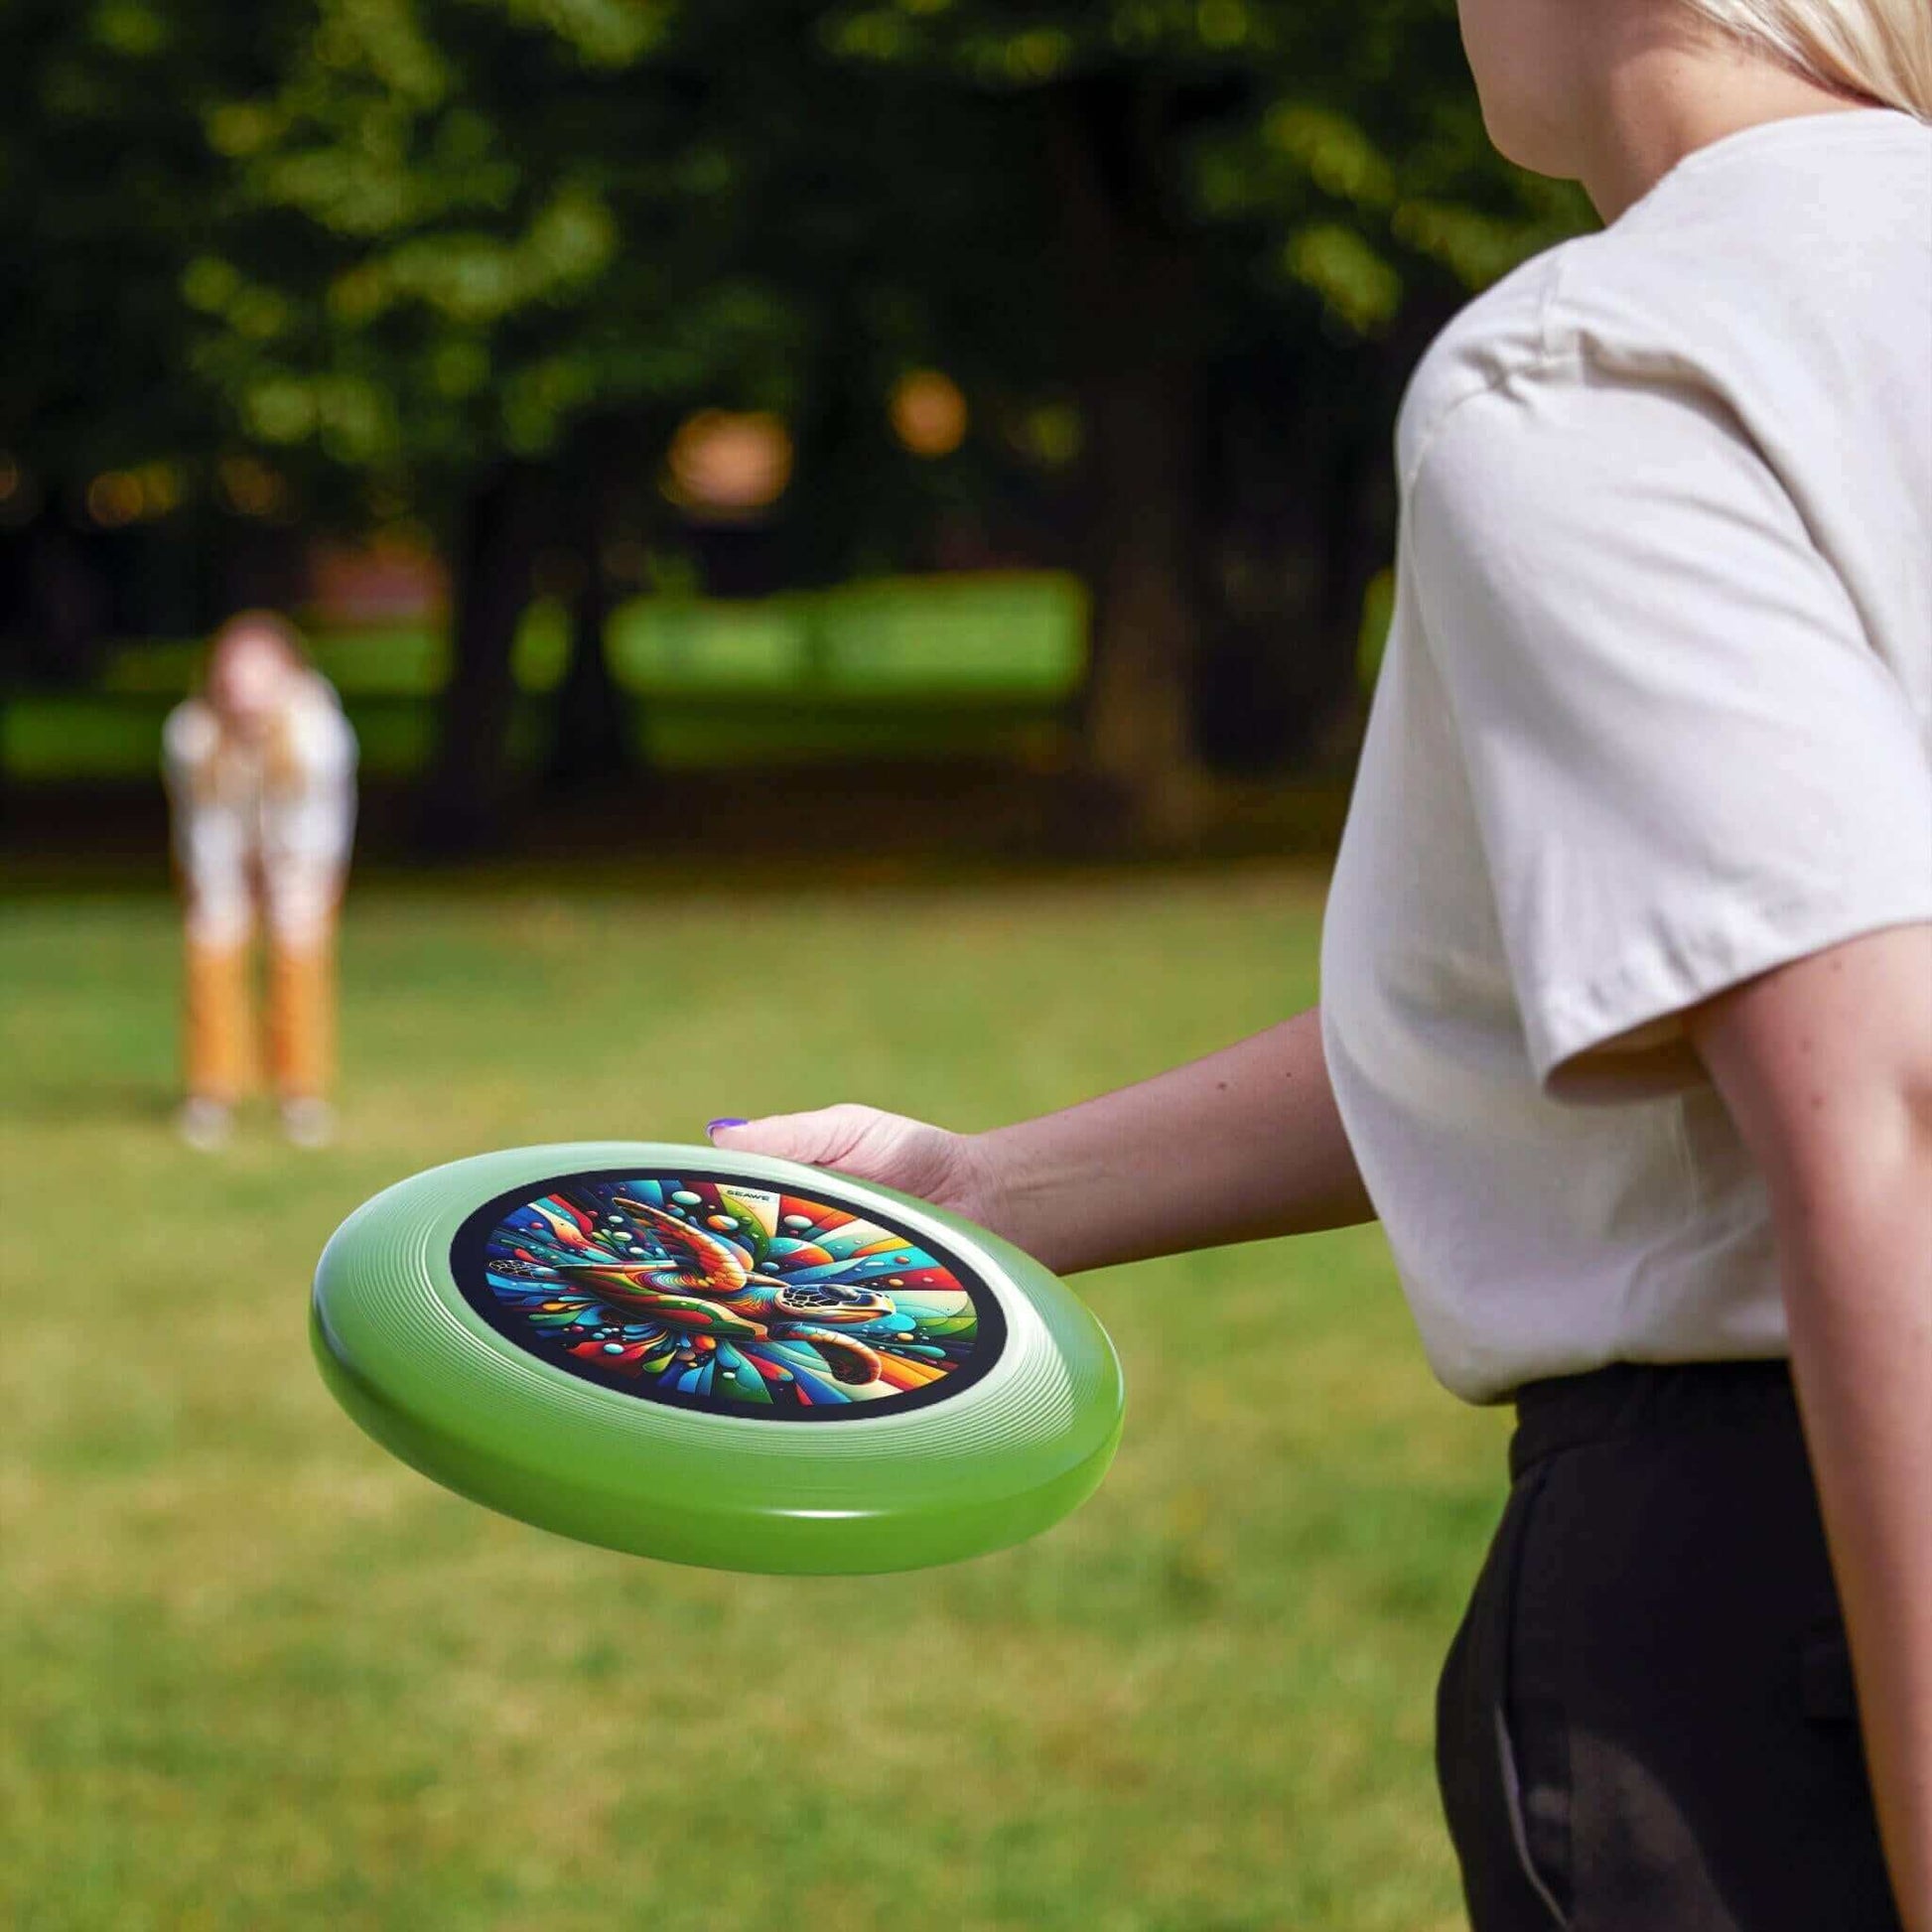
{"left": 0, "top": 0, "right": 253, "bottom": 681}
{"left": 0, "top": 0, "right": 1592, "bottom": 848}
{"left": 817, "top": 0, "right": 1594, "bottom": 836}
{"left": 173, "top": 0, "right": 804, "bottom": 845}
{"left": 176, "top": 0, "right": 1047, "bottom": 842}
{"left": 178, "top": 0, "right": 1077, "bottom": 845}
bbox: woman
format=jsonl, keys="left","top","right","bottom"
{"left": 163, "top": 612, "right": 357, "bottom": 1150}
{"left": 707, "top": 2, "right": 1931, "bottom": 1924}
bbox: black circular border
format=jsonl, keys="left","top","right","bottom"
{"left": 450, "top": 1169, "right": 1009, "bottom": 1424}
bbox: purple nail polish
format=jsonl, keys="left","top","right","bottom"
{"left": 706, "top": 1117, "right": 748, "bottom": 1136}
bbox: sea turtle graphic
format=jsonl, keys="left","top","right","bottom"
{"left": 546, "top": 1195, "right": 893, "bottom": 1386}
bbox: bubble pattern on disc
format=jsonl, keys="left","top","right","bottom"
{"left": 453, "top": 1170, "right": 1004, "bottom": 1422}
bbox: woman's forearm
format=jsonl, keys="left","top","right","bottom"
{"left": 966, "top": 1005, "right": 1374, "bottom": 1276}
{"left": 1778, "top": 1131, "right": 1932, "bottom": 1932}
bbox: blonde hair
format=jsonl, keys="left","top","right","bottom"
{"left": 1681, "top": 0, "right": 1932, "bottom": 118}
{"left": 207, "top": 608, "right": 309, "bottom": 684}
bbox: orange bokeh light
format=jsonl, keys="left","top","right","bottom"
{"left": 890, "top": 370, "right": 968, "bottom": 459}
{"left": 664, "top": 410, "right": 794, "bottom": 514}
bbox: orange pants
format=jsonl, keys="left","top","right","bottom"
{"left": 184, "top": 926, "right": 337, "bottom": 1105}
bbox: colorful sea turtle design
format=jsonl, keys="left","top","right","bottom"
{"left": 471, "top": 1175, "right": 985, "bottom": 1413}
{"left": 551, "top": 1196, "right": 894, "bottom": 1385}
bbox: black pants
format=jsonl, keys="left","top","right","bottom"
{"left": 1437, "top": 1361, "right": 1901, "bottom": 1931}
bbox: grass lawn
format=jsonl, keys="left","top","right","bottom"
{"left": 0, "top": 866, "right": 1505, "bottom": 1932}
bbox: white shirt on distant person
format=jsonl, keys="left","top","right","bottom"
{"left": 163, "top": 671, "right": 358, "bottom": 950}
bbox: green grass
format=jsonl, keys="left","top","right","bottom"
{"left": 0, "top": 869, "right": 1504, "bottom": 1932}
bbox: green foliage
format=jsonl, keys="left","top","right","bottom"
{"left": 815, "top": 0, "right": 1594, "bottom": 338}
{"left": 176, "top": 0, "right": 809, "bottom": 504}
{"left": 0, "top": 0, "right": 238, "bottom": 477}
{"left": 1, "top": 0, "right": 1593, "bottom": 514}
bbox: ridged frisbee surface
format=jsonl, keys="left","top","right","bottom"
{"left": 311, "top": 1142, "right": 1124, "bottom": 1573}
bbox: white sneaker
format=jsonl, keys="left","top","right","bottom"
{"left": 280, "top": 1097, "right": 338, "bottom": 1149}
{"left": 177, "top": 1097, "right": 233, "bottom": 1151}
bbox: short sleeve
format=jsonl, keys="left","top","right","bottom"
{"left": 161, "top": 700, "right": 217, "bottom": 788}
{"left": 1407, "top": 363, "right": 1932, "bottom": 1093}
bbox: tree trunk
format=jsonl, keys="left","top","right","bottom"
{"left": 1307, "top": 429, "right": 1393, "bottom": 753}
{"left": 1263, "top": 425, "right": 1383, "bottom": 763}
{"left": 417, "top": 461, "right": 546, "bottom": 857}
{"left": 544, "top": 543, "right": 628, "bottom": 791}
{"left": 1188, "top": 320, "right": 1410, "bottom": 776}
{"left": 1077, "top": 363, "right": 1210, "bottom": 837}
{"left": 544, "top": 440, "right": 632, "bottom": 793}
{"left": 1048, "top": 78, "right": 1217, "bottom": 849}
{"left": 18, "top": 500, "right": 109, "bottom": 685}
{"left": 1285, "top": 296, "right": 1456, "bottom": 758}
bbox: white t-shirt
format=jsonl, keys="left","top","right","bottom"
{"left": 164, "top": 671, "right": 358, "bottom": 946}
{"left": 1320, "top": 108, "right": 1932, "bottom": 1405}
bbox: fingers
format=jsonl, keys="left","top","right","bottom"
{"left": 704, "top": 1104, "right": 968, "bottom": 1209}
{"left": 707, "top": 1104, "right": 875, "bottom": 1168}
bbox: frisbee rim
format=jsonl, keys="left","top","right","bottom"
{"left": 311, "top": 1141, "right": 1125, "bottom": 1572}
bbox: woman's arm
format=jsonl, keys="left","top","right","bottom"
{"left": 1688, "top": 922, "right": 1932, "bottom": 1931}
{"left": 710, "top": 1005, "right": 1374, "bottom": 1276}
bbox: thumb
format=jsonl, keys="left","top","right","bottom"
{"left": 706, "top": 1106, "right": 868, "bottom": 1169}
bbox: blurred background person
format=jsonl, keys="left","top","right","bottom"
{"left": 162, "top": 612, "right": 356, "bottom": 1150}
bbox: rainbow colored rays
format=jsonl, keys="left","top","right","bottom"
{"left": 476, "top": 1174, "right": 985, "bottom": 1415}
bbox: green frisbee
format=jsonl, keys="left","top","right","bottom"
{"left": 311, "top": 1142, "right": 1124, "bottom": 1573}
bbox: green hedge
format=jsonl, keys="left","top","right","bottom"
{"left": 4, "top": 572, "right": 1087, "bottom": 780}
{"left": 84, "top": 571, "right": 1086, "bottom": 701}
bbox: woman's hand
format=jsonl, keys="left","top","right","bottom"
{"left": 708, "top": 1105, "right": 1012, "bottom": 1234}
